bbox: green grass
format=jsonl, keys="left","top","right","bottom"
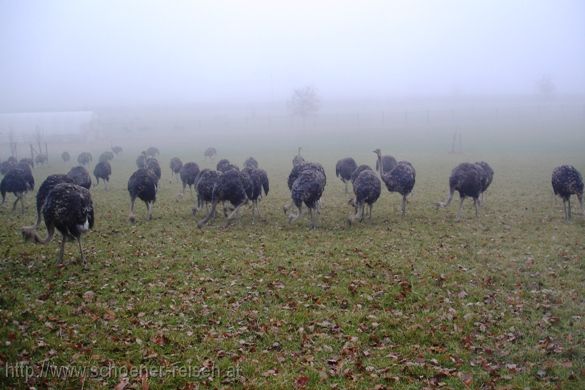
{"left": 0, "top": 146, "right": 584, "bottom": 389}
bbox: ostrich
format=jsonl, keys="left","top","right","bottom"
{"left": 348, "top": 169, "right": 381, "bottom": 225}
{"left": 292, "top": 147, "right": 305, "bottom": 167}
{"left": 99, "top": 151, "right": 114, "bottom": 163}
{"left": 1, "top": 167, "right": 35, "bottom": 213}
{"left": 19, "top": 158, "right": 34, "bottom": 169}
{"left": 93, "top": 161, "right": 112, "bottom": 190}
{"left": 16, "top": 160, "right": 34, "bottom": 176}
{"left": 127, "top": 168, "right": 158, "bottom": 222}
{"left": 217, "top": 159, "right": 235, "bottom": 173}
{"left": 204, "top": 147, "right": 217, "bottom": 160}
{"left": 241, "top": 167, "right": 269, "bottom": 220}
{"left": 351, "top": 164, "right": 373, "bottom": 184}
{"left": 437, "top": 163, "right": 482, "bottom": 220}
{"left": 375, "top": 153, "right": 398, "bottom": 174}
{"left": 146, "top": 146, "right": 160, "bottom": 157}
{"left": 67, "top": 166, "right": 92, "bottom": 190}
{"left": 287, "top": 164, "right": 327, "bottom": 228}
{"left": 22, "top": 183, "right": 94, "bottom": 269}
{"left": 197, "top": 169, "right": 248, "bottom": 228}
{"left": 244, "top": 157, "right": 259, "bottom": 169}
{"left": 77, "top": 152, "right": 92, "bottom": 166}
{"left": 179, "top": 162, "right": 200, "bottom": 198}
{"left": 475, "top": 161, "right": 494, "bottom": 201}
{"left": 374, "top": 149, "right": 416, "bottom": 216}
{"left": 335, "top": 157, "right": 358, "bottom": 193}
{"left": 170, "top": 157, "right": 183, "bottom": 182}
{"left": 1, "top": 159, "right": 17, "bottom": 176}
{"left": 285, "top": 161, "right": 326, "bottom": 215}
{"left": 35, "top": 154, "right": 48, "bottom": 166}
{"left": 111, "top": 145, "right": 123, "bottom": 155}
{"left": 193, "top": 169, "right": 220, "bottom": 216}
{"left": 61, "top": 151, "right": 71, "bottom": 162}
{"left": 552, "top": 165, "right": 584, "bottom": 221}
{"left": 145, "top": 157, "right": 162, "bottom": 182}
{"left": 136, "top": 152, "right": 147, "bottom": 169}
{"left": 22, "top": 174, "right": 74, "bottom": 233}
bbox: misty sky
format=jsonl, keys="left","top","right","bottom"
{"left": 1, "top": 0, "right": 584, "bottom": 111}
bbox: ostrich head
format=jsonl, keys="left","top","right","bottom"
{"left": 297, "top": 147, "right": 302, "bottom": 156}
{"left": 373, "top": 149, "right": 381, "bottom": 156}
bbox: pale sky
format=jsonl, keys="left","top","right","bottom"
{"left": 1, "top": 0, "right": 584, "bottom": 110}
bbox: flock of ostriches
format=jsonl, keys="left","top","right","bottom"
{"left": 1, "top": 144, "right": 584, "bottom": 269}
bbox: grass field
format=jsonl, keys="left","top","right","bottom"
{"left": 1, "top": 140, "right": 584, "bottom": 388}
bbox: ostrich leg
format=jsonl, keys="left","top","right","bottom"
{"left": 438, "top": 189, "right": 454, "bottom": 209}
{"left": 456, "top": 197, "right": 465, "bottom": 221}
{"left": 309, "top": 207, "right": 317, "bottom": 229}
{"left": 344, "top": 181, "right": 348, "bottom": 194}
{"left": 288, "top": 204, "right": 302, "bottom": 224}
{"left": 146, "top": 201, "right": 153, "bottom": 220}
{"left": 77, "top": 237, "right": 87, "bottom": 270}
{"left": 567, "top": 198, "right": 572, "bottom": 220}
{"left": 401, "top": 195, "right": 407, "bottom": 216}
{"left": 579, "top": 193, "right": 584, "bottom": 216}
{"left": 198, "top": 200, "right": 218, "bottom": 228}
{"left": 105, "top": 180, "right": 109, "bottom": 191}
{"left": 474, "top": 198, "right": 480, "bottom": 218}
{"left": 128, "top": 197, "right": 137, "bottom": 223}
{"left": 225, "top": 201, "right": 247, "bottom": 226}
{"left": 57, "top": 235, "right": 66, "bottom": 265}
{"left": 562, "top": 199, "right": 568, "bottom": 221}
{"left": 12, "top": 195, "right": 20, "bottom": 211}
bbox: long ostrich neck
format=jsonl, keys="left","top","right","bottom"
{"left": 376, "top": 153, "right": 383, "bottom": 178}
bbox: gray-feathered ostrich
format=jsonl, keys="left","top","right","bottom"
{"left": 22, "top": 183, "right": 94, "bottom": 269}
{"left": 19, "top": 158, "right": 34, "bottom": 169}
{"left": 61, "top": 151, "right": 71, "bottom": 162}
{"left": 22, "top": 174, "right": 74, "bottom": 232}
{"left": 136, "top": 152, "right": 147, "bottom": 169}
{"left": 437, "top": 163, "right": 482, "bottom": 220}
{"left": 217, "top": 159, "right": 238, "bottom": 173}
{"left": 475, "top": 161, "right": 494, "bottom": 201}
{"left": 552, "top": 165, "right": 584, "bottom": 221}
{"left": 242, "top": 167, "right": 270, "bottom": 220}
{"left": 375, "top": 153, "right": 397, "bottom": 174}
{"left": 204, "top": 147, "right": 217, "bottom": 160}
{"left": 286, "top": 162, "right": 327, "bottom": 228}
{"left": 351, "top": 164, "right": 373, "bottom": 183}
{"left": 99, "top": 151, "right": 114, "bottom": 163}
{"left": 1, "top": 167, "right": 35, "bottom": 213}
{"left": 111, "top": 145, "right": 123, "bottom": 155}
{"left": 179, "top": 162, "right": 200, "bottom": 198}
{"left": 348, "top": 168, "right": 381, "bottom": 225}
{"left": 146, "top": 157, "right": 162, "bottom": 182}
{"left": 1, "top": 158, "right": 17, "bottom": 176}
{"left": 127, "top": 168, "right": 159, "bottom": 222}
{"left": 292, "top": 147, "right": 305, "bottom": 167}
{"left": 67, "top": 166, "right": 92, "bottom": 190}
{"left": 284, "top": 162, "right": 326, "bottom": 215}
{"left": 77, "top": 152, "right": 92, "bottom": 166}
{"left": 93, "top": 161, "right": 112, "bottom": 190}
{"left": 197, "top": 169, "right": 249, "bottom": 228}
{"left": 35, "top": 154, "right": 48, "bottom": 166}
{"left": 336, "top": 157, "right": 358, "bottom": 193}
{"left": 170, "top": 157, "right": 183, "bottom": 182}
{"left": 244, "top": 157, "right": 259, "bottom": 169}
{"left": 146, "top": 146, "right": 160, "bottom": 157}
{"left": 193, "top": 168, "right": 220, "bottom": 216}
{"left": 374, "top": 149, "right": 416, "bottom": 215}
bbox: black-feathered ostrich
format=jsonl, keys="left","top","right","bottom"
{"left": 170, "top": 157, "right": 183, "bottom": 182}
{"left": 348, "top": 168, "right": 381, "bottom": 225}
{"left": 127, "top": 168, "right": 159, "bottom": 222}
{"left": 475, "top": 161, "right": 494, "bottom": 201}
{"left": 99, "top": 151, "right": 114, "bottom": 163}
{"left": 374, "top": 149, "right": 416, "bottom": 215}
{"left": 204, "top": 147, "right": 217, "bottom": 160}
{"left": 244, "top": 157, "right": 259, "bottom": 169}
{"left": 242, "top": 167, "right": 270, "bottom": 220}
{"left": 93, "top": 161, "right": 112, "bottom": 190}
{"left": 197, "top": 169, "right": 249, "bottom": 228}
{"left": 1, "top": 167, "right": 35, "bottom": 213}
{"left": 351, "top": 164, "right": 373, "bottom": 184}
{"left": 551, "top": 165, "right": 584, "bottom": 221}
{"left": 292, "top": 147, "right": 305, "bottom": 167}
{"left": 336, "top": 157, "right": 358, "bottom": 193}
{"left": 146, "top": 146, "right": 160, "bottom": 157}
{"left": 22, "top": 174, "right": 74, "bottom": 232}
{"left": 67, "top": 166, "right": 92, "bottom": 190}
{"left": 61, "top": 151, "right": 71, "bottom": 162}
{"left": 193, "top": 168, "right": 220, "bottom": 216}
{"left": 1, "top": 159, "right": 17, "bottom": 176}
{"left": 287, "top": 162, "right": 327, "bottom": 228}
{"left": 179, "top": 162, "right": 200, "bottom": 198}
{"left": 284, "top": 162, "right": 327, "bottom": 215}
{"left": 19, "top": 158, "right": 34, "bottom": 169}
{"left": 437, "top": 162, "right": 482, "bottom": 220}
{"left": 111, "top": 145, "right": 123, "bottom": 155}
{"left": 22, "top": 183, "right": 94, "bottom": 269}
{"left": 375, "top": 153, "right": 397, "bottom": 174}
{"left": 146, "top": 157, "right": 162, "bottom": 182}
{"left": 77, "top": 152, "right": 92, "bottom": 166}
{"left": 217, "top": 159, "right": 238, "bottom": 173}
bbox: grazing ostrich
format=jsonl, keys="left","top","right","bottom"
{"left": 93, "top": 161, "right": 112, "bottom": 190}
{"left": 22, "top": 183, "right": 94, "bottom": 269}
{"left": 170, "top": 157, "right": 183, "bottom": 182}
{"left": 146, "top": 146, "right": 160, "bottom": 157}
{"left": 35, "top": 154, "right": 48, "bottom": 166}
{"left": 244, "top": 157, "right": 259, "bottom": 169}
{"left": 61, "top": 151, "right": 71, "bottom": 162}
{"left": 375, "top": 153, "right": 398, "bottom": 174}
{"left": 99, "top": 151, "right": 114, "bottom": 163}
{"left": 22, "top": 174, "right": 74, "bottom": 232}
{"left": 197, "top": 169, "right": 248, "bottom": 228}
{"left": 475, "top": 161, "right": 494, "bottom": 201}
{"left": 216, "top": 159, "right": 235, "bottom": 173}
{"left": 437, "top": 163, "right": 482, "bottom": 220}
{"left": 127, "top": 168, "right": 158, "bottom": 222}
{"left": 351, "top": 164, "right": 373, "bottom": 184}
{"left": 1, "top": 159, "right": 17, "bottom": 176}
{"left": 287, "top": 164, "right": 327, "bottom": 228}
{"left": 284, "top": 161, "right": 326, "bottom": 215}
{"left": 193, "top": 169, "right": 220, "bottom": 216}
{"left": 204, "top": 147, "right": 217, "bottom": 160}
{"left": 67, "top": 166, "right": 92, "bottom": 190}
{"left": 242, "top": 167, "right": 269, "bottom": 220}
{"left": 335, "top": 157, "right": 358, "bottom": 193}
{"left": 348, "top": 169, "right": 381, "bottom": 225}
{"left": 179, "top": 162, "right": 200, "bottom": 197}
{"left": 292, "top": 147, "right": 305, "bottom": 167}
{"left": 551, "top": 165, "right": 584, "bottom": 221}
{"left": 1, "top": 167, "right": 35, "bottom": 213}
{"left": 111, "top": 145, "right": 123, "bottom": 155}
{"left": 374, "top": 149, "right": 416, "bottom": 215}
{"left": 77, "top": 152, "right": 92, "bottom": 166}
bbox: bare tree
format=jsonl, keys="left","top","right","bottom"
{"left": 287, "top": 86, "right": 321, "bottom": 125}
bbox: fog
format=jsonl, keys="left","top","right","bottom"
{"left": 1, "top": 0, "right": 584, "bottom": 111}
